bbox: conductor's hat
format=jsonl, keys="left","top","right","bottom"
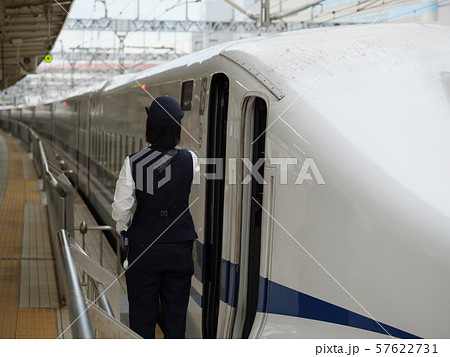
{"left": 145, "top": 96, "right": 184, "bottom": 127}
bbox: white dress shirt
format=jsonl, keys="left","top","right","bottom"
{"left": 111, "top": 149, "right": 199, "bottom": 234}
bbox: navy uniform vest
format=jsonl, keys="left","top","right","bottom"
{"left": 126, "top": 146, "right": 197, "bottom": 244}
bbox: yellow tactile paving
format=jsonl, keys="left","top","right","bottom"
{"left": 0, "top": 132, "right": 58, "bottom": 338}
{"left": 0, "top": 136, "right": 25, "bottom": 259}
{"left": 0, "top": 134, "right": 26, "bottom": 338}
{"left": 0, "top": 260, "right": 20, "bottom": 338}
{"left": 16, "top": 308, "right": 57, "bottom": 339}
{"left": 25, "top": 179, "right": 39, "bottom": 192}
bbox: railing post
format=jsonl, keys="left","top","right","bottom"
{"left": 57, "top": 230, "right": 94, "bottom": 339}
{"left": 78, "top": 222, "right": 114, "bottom": 269}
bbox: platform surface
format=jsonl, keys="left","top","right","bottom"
{"left": 0, "top": 130, "right": 162, "bottom": 339}
{"left": 0, "top": 131, "right": 65, "bottom": 338}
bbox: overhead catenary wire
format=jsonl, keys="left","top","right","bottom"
{"left": 315, "top": 0, "right": 446, "bottom": 23}
{"left": 381, "top": 0, "right": 448, "bottom": 20}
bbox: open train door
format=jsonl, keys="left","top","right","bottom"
{"left": 197, "top": 80, "right": 270, "bottom": 339}
{"left": 203, "top": 94, "right": 269, "bottom": 338}
{"left": 202, "top": 73, "right": 229, "bottom": 338}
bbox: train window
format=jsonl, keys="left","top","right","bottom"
{"left": 96, "top": 129, "right": 100, "bottom": 161}
{"left": 181, "top": 80, "right": 193, "bottom": 111}
{"left": 109, "top": 132, "right": 113, "bottom": 170}
{"left": 98, "top": 130, "right": 102, "bottom": 163}
{"left": 107, "top": 132, "right": 111, "bottom": 170}
{"left": 91, "top": 130, "right": 95, "bottom": 161}
{"left": 104, "top": 131, "right": 108, "bottom": 165}
{"left": 199, "top": 77, "right": 207, "bottom": 116}
{"left": 104, "top": 131, "right": 108, "bottom": 166}
{"left": 125, "top": 135, "right": 129, "bottom": 156}
{"left": 92, "top": 129, "right": 97, "bottom": 161}
{"left": 119, "top": 134, "right": 123, "bottom": 168}
{"left": 99, "top": 130, "right": 102, "bottom": 163}
{"left": 92, "top": 130, "right": 96, "bottom": 161}
{"left": 102, "top": 131, "right": 106, "bottom": 164}
{"left": 114, "top": 133, "right": 118, "bottom": 172}
{"left": 139, "top": 138, "right": 143, "bottom": 150}
{"left": 113, "top": 133, "right": 117, "bottom": 172}
{"left": 131, "top": 137, "right": 136, "bottom": 154}
{"left": 108, "top": 132, "right": 112, "bottom": 168}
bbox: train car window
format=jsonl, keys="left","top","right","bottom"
{"left": 108, "top": 133, "right": 114, "bottom": 171}
{"left": 104, "top": 131, "right": 108, "bottom": 166}
{"left": 107, "top": 132, "right": 112, "bottom": 170}
{"left": 119, "top": 134, "right": 123, "bottom": 166}
{"left": 113, "top": 133, "right": 117, "bottom": 172}
{"left": 199, "top": 77, "right": 207, "bottom": 116}
{"left": 97, "top": 130, "right": 100, "bottom": 163}
{"left": 108, "top": 132, "right": 112, "bottom": 168}
{"left": 98, "top": 130, "right": 102, "bottom": 163}
{"left": 91, "top": 130, "right": 95, "bottom": 161}
{"left": 131, "top": 137, "right": 136, "bottom": 154}
{"left": 101, "top": 130, "right": 105, "bottom": 164}
{"left": 99, "top": 130, "right": 102, "bottom": 163}
{"left": 139, "top": 138, "right": 143, "bottom": 150}
{"left": 115, "top": 133, "right": 119, "bottom": 172}
{"left": 104, "top": 131, "right": 108, "bottom": 165}
{"left": 181, "top": 80, "right": 194, "bottom": 111}
{"left": 96, "top": 129, "right": 100, "bottom": 161}
{"left": 92, "top": 129, "right": 97, "bottom": 161}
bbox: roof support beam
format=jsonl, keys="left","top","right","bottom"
{"left": 0, "top": 0, "right": 74, "bottom": 90}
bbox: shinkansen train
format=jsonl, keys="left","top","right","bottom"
{"left": 1, "top": 23, "right": 450, "bottom": 338}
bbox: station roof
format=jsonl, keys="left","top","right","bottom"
{"left": 0, "top": 0, "right": 73, "bottom": 91}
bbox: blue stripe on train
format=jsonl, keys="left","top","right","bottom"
{"left": 191, "top": 244, "right": 419, "bottom": 338}
{"left": 193, "top": 241, "right": 239, "bottom": 307}
{"left": 257, "top": 277, "right": 420, "bottom": 339}
{"left": 219, "top": 259, "right": 239, "bottom": 307}
{"left": 190, "top": 286, "right": 203, "bottom": 307}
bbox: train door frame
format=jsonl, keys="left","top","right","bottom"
{"left": 202, "top": 73, "right": 229, "bottom": 338}
{"left": 232, "top": 95, "right": 268, "bottom": 338}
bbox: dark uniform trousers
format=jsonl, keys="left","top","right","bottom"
{"left": 125, "top": 240, "right": 194, "bottom": 339}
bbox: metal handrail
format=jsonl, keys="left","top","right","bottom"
{"left": 79, "top": 222, "right": 121, "bottom": 274}
{"left": 57, "top": 229, "right": 94, "bottom": 339}
{"left": 93, "top": 280, "right": 115, "bottom": 318}
{"left": 38, "top": 140, "right": 67, "bottom": 197}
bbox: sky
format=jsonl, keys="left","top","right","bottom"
{"left": 54, "top": 0, "right": 263, "bottom": 54}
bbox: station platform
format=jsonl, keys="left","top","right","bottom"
{"left": 0, "top": 130, "right": 63, "bottom": 338}
{"left": 0, "top": 130, "right": 130, "bottom": 338}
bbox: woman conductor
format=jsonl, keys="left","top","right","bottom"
{"left": 112, "top": 96, "right": 199, "bottom": 338}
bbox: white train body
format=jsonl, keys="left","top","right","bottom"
{"left": 1, "top": 23, "right": 450, "bottom": 338}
